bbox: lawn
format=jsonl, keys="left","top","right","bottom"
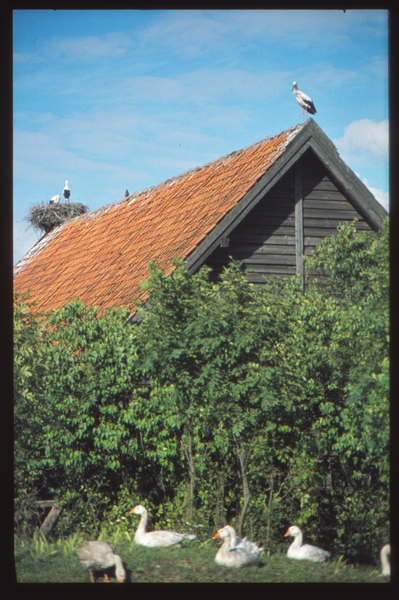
{"left": 14, "top": 532, "right": 389, "bottom": 583}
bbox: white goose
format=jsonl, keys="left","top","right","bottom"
{"left": 129, "top": 504, "right": 196, "bottom": 547}
{"left": 284, "top": 525, "right": 330, "bottom": 562}
{"left": 379, "top": 544, "right": 390, "bottom": 576}
{"left": 77, "top": 541, "right": 125, "bottom": 582}
{"left": 213, "top": 525, "right": 263, "bottom": 567}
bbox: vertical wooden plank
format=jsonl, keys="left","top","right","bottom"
{"left": 295, "top": 161, "right": 304, "bottom": 291}
{"left": 40, "top": 504, "right": 62, "bottom": 534}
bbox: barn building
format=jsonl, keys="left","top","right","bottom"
{"left": 13, "top": 120, "right": 387, "bottom": 319}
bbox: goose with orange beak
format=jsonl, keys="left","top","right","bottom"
{"left": 129, "top": 504, "right": 196, "bottom": 547}
{"left": 213, "top": 525, "right": 263, "bottom": 567}
{"left": 284, "top": 525, "right": 330, "bottom": 562}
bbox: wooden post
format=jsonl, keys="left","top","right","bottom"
{"left": 237, "top": 442, "right": 251, "bottom": 539}
{"left": 181, "top": 424, "right": 196, "bottom": 524}
{"left": 187, "top": 428, "right": 195, "bottom": 523}
{"left": 33, "top": 500, "right": 56, "bottom": 509}
{"left": 39, "top": 503, "right": 61, "bottom": 535}
{"left": 295, "top": 161, "right": 304, "bottom": 292}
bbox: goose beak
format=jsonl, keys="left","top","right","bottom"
{"left": 213, "top": 532, "right": 221, "bottom": 539}
{"left": 284, "top": 529, "right": 291, "bottom": 536}
{"left": 128, "top": 507, "right": 135, "bottom": 514}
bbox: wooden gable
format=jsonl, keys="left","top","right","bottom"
{"left": 204, "top": 148, "right": 374, "bottom": 285}
{"left": 185, "top": 120, "right": 386, "bottom": 288}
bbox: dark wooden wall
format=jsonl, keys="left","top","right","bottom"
{"left": 204, "top": 149, "right": 374, "bottom": 285}
{"left": 301, "top": 151, "right": 372, "bottom": 258}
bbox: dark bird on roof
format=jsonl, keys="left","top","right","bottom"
{"left": 125, "top": 189, "right": 129, "bottom": 198}
{"left": 49, "top": 194, "right": 60, "bottom": 205}
{"left": 63, "top": 180, "right": 70, "bottom": 201}
{"left": 292, "top": 82, "right": 317, "bottom": 123}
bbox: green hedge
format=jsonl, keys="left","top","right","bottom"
{"left": 14, "top": 219, "right": 389, "bottom": 562}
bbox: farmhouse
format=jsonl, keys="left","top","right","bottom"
{"left": 14, "top": 119, "right": 387, "bottom": 319}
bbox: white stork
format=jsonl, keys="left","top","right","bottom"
{"left": 49, "top": 194, "right": 60, "bottom": 205}
{"left": 292, "top": 82, "right": 317, "bottom": 123}
{"left": 63, "top": 180, "right": 70, "bottom": 201}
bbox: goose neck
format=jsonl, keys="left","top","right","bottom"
{"left": 293, "top": 530, "right": 303, "bottom": 548}
{"left": 135, "top": 508, "right": 148, "bottom": 540}
{"left": 114, "top": 554, "right": 125, "bottom": 581}
{"left": 228, "top": 529, "right": 237, "bottom": 548}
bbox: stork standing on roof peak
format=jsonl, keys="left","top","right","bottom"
{"left": 292, "top": 82, "right": 317, "bottom": 123}
{"left": 63, "top": 180, "right": 70, "bottom": 202}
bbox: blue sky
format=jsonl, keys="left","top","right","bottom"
{"left": 13, "top": 9, "right": 389, "bottom": 265}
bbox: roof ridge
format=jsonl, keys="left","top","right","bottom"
{"left": 73, "top": 123, "right": 304, "bottom": 220}
{"left": 150, "top": 123, "right": 303, "bottom": 185}
{"left": 14, "top": 124, "right": 304, "bottom": 272}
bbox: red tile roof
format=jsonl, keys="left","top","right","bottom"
{"left": 14, "top": 124, "right": 303, "bottom": 316}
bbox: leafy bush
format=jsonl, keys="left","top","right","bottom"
{"left": 14, "top": 219, "right": 389, "bottom": 562}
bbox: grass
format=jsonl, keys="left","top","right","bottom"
{"left": 14, "top": 531, "right": 390, "bottom": 583}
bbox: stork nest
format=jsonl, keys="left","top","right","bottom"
{"left": 26, "top": 202, "right": 88, "bottom": 234}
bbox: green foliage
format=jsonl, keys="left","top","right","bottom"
{"left": 14, "top": 293, "right": 51, "bottom": 537}
{"left": 14, "top": 219, "right": 389, "bottom": 563}
{"left": 300, "top": 220, "right": 390, "bottom": 558}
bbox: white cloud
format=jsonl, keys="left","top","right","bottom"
{"left": 310, "top": 66, "right": 367, "bottom": 90}
{"left": 360, "top": 177, "right": 389, "bottom": 212}
{"left": 14, "top": 128, "right": 145, "bottom": 178}
{"left": 121, "top": 69, "right": 290, "bottom": 109}
{"left": 334, "top": 119, "right": 389, "bottom": 161}
{"left": 24, "top": 10, "right": 386, "bottom": 72}
{"left": 13, "top": 52, "right": 45, "bottom": 64}
{"left": 47, "top": 31, "right": 136, "bottom": 61}
{"left": 141, "top": 9, "right": 386, "bottom": 58}
{"left": 365, "top": 57, "right": 389, "bottom": 80}
{"left": 14, "top": 99, "right": 244, "bottom": 178}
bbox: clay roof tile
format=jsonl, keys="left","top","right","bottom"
{"left": 14, "top": 125, "right": 303, "bottom": 317}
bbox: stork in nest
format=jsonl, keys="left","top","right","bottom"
{"left": 63, "top": 180, "right": 70, "bottom": 201}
